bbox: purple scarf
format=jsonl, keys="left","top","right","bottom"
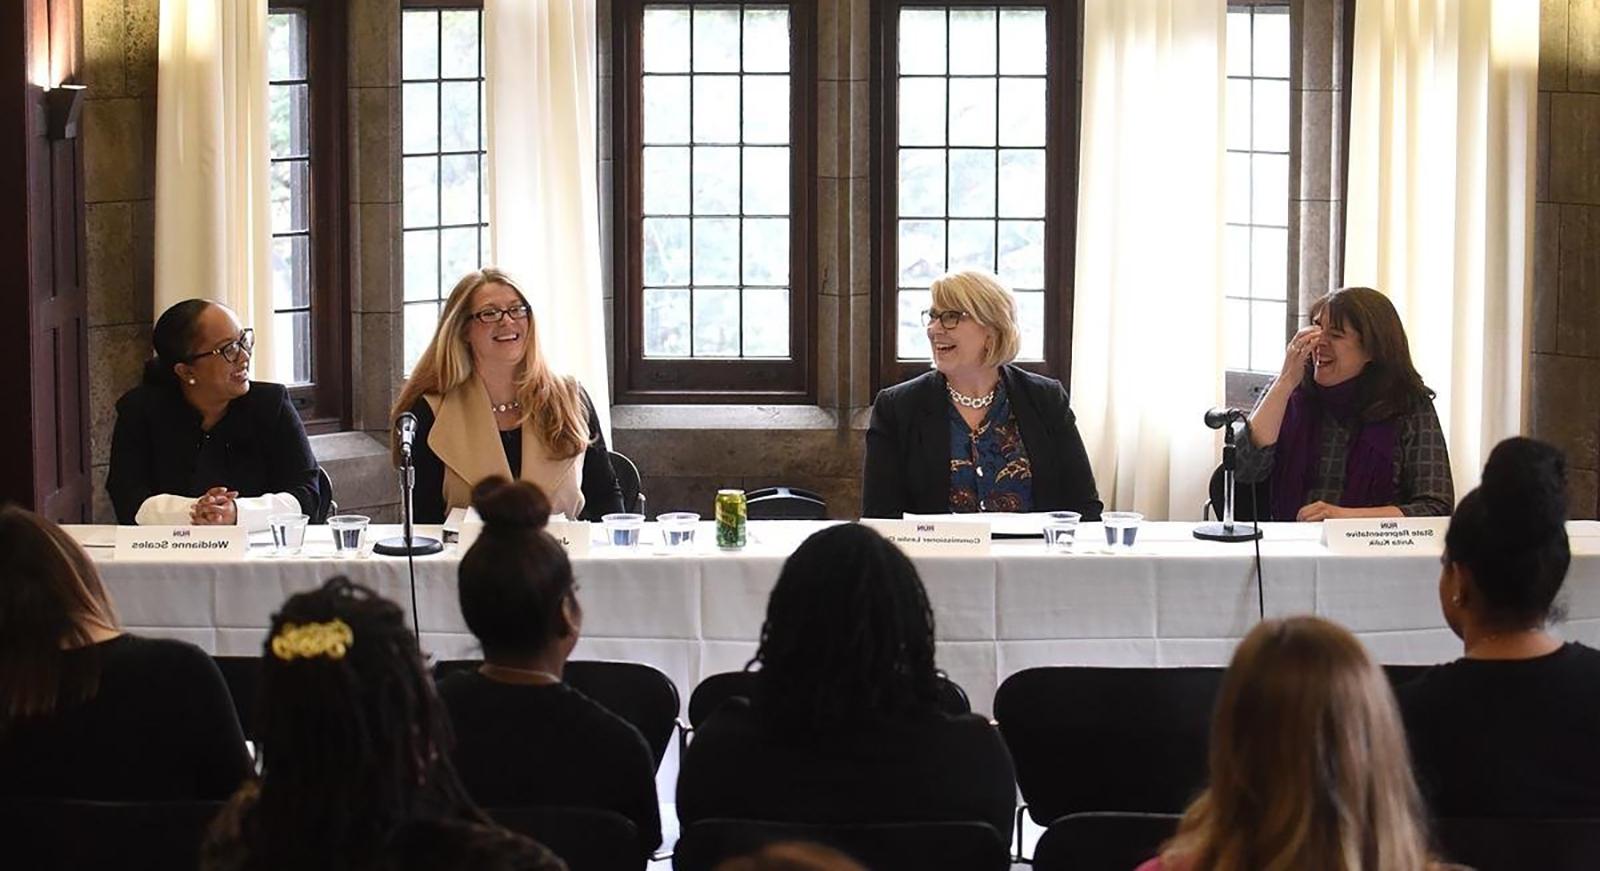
{"left": 1269, "top": 375, "right": 1399, "bottom": 521}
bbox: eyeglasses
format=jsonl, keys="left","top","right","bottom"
{"left": 471, "top": 304, "right": 532, "bottom": 325}
{"left": 922, "top": 309, "right": 970, "bottom": 330}
{"left": 189, "top": 329, "right": 254, "bottom": 364}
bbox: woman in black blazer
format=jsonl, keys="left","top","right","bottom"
{"left": 862, "top": 270, "right": 1101, "bottom": 519}
{"left": 106, "top": 300, "right": 320, "bottom": 529}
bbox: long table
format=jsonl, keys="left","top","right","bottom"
{"left": 69, "top": 521, "right": 1600, "bottom": 715}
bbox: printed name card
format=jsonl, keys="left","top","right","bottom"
{"left": 1321, "top": 517, "right": 1448, "bottom": 555}
{"left": 115, "top": 525, "right": 248, "bottom": 561}
{"left": 545, "top": 521, "right": 592, "bottom": 558}
{"left": 860, "top": 519, "right": 990, "bottom": 555}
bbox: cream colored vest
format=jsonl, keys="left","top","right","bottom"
{"left": 422, "top": 375, "right": 586, "bottom": 519}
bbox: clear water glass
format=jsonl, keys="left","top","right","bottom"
{"left": 1102, "top": 511, "right": 1144, "bottom": 550}
{"left": 1042, "top": 511, "right": 1081, "bottom": 552}
{"left": 328, "top": 514, "right": 370, "bottom": 554}
{"left": 268, "top": 513, "right": 308, "bottom": 555}
{"left": 657, "top": 512, "right": 700, "bottom": 549}
{"left": 603, "top": 513, "right": 646, "bottom": 548}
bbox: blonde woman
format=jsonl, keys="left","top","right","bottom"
{"left": 392, "top": 268, "right": 623, "bottom": 523}
{"left": 862, "top": 270, "right": 1100, "bottom": 518}
{"left": 1142, "top": 616, "right": 1436, "bottom": 871}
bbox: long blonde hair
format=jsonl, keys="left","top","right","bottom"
{"left": 1162, "top": 616, "right": 1432, "bottom": 871}
{"left": 391, "top": 268, "right": 589, "bottom": 461}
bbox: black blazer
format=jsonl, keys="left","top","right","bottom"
{"left": 106, "top": 381, "right": 320, "bottom": 524}
{"left": 862, "top": 366, "right": 1103, "bottom": 519}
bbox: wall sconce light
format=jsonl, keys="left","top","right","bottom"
{"left": 46, "top": 84, "right": 87, "bottom": 141}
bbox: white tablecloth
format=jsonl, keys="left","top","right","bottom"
{"left": 69, "top": 521, "right": 1600, "bottom": 715}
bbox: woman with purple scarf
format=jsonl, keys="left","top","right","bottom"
{"left": 1234, "top": 286, "right": 1454, "bottom": 521}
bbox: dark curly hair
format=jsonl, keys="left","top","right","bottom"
{"left": 1446, "top": 437, "right": 1571, "bottom": 629}
{"left": 749, "top": 523, "right": 942, "bottom": 735}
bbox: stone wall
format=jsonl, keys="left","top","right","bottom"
{"left": 1531, "top": 0, "right": 1600, "bottom": 519}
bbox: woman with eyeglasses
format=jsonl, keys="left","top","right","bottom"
{"left": 392, "top": 268, "right": 623, "bottom": 524}
{"left": 862, "top": 270, "right": 1101, "bottom": 519}
{"left": 106, "top": 300, "right": 321, "bottom": 529}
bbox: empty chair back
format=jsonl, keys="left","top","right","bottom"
{"left": 489, "top": 805, "right": 644, "bottom": 871}
{"left": 0, "top": 798, "right": 222, "bottom": 871}
{"left": 994, "top": 666, "right": 1224, "bottom": 824}
{"left": 744, "top": 487, "right": 828, "bottom": 520}
{"left": 314, "top": 466, "right": 336, "bottom": 523}
{"left": 1031, "top": 812, "right": 1181, "bottom": 871}
{"left": 1434, "top": 817, "right": 1600, "bottom": 871}
{"left": 688, "top": 671, "right": 970, "bottom": 731}
{"left": 213, "top": 655, "right": 261, "bottom": 740}
{"left": 609, "top": 451, "right": 646, "bottom": 515}
{"left": 1206, "top": 462, "right": 1270, "bottom": 523}
{"left": 672, "top": 818, "right": 1009, "bottom": 871}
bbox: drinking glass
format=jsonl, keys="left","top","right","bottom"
{"left": 603, "top": 513, "right": 646, "bottom": 548}
{"left": 657, "top": 512, "right": 700, "bottom": 549}
{"left": 328, "top": 514, "right": 370, "bottom": 554}
{"left": 1042, "top": 511, "right": 1081, "bottom": 552}
{"left": 268, "top": 513, "right": 309, "bottom": 555}
{"left": 1102, "top": 511, "right": 1144, "bottom": 550}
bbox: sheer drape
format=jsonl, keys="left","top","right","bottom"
{"left": 1070, "top": 0, "right": 1227, "bottom": 520}
{"left": 153, "top": 0, "right": 276, "bottom": 379}
{"left": 1344, "top": 0, "right": 1538, "bottom": 494}
{"left": 483, "top": 0, "right": 611, "bottom": 442}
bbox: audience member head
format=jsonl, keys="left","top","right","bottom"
{"left": 1307, "top": 286, "right": 1431, "bottom": 418}
{"left": 0, "top": 505, "right": 119, "bottom": 724}
{"left": 925, "top": 270, "right": 1021, "bottom": 380}
{"left": 391, "top": 268, "right": 588, "bottom": 462}
{"left": 146, "top": 299, "right": 255, "bottom": 404}
{"left": 751, "top": 523, "right": 941, "bottom": 734}
{"left": 1163, "top": 616, "right": 1431, "bottom": 871}
{"left": 458, "top": 477, "right": 581, "bottom": 666}
{"left": 246, "top": 576, "right": 480, "bottom": 869}
{"left": 1441, "top": 437, "right": 1571, "bottom": 637}
{"left": 713, "top": 842, "right": 868, "bottom": 871}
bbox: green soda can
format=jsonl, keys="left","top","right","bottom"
{"left": 715, "top": 489, "right": 747, "bottom": 549}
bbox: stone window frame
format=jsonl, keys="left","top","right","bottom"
{"left": 870, "top": 0, "right": 1080, "bottom": 392}
{"left": 609, "top": 0, "right": 820, "bottom": 404}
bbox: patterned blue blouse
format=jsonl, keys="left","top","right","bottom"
{"left": 948, "top": 382, "right": 1034, "bottom": 512}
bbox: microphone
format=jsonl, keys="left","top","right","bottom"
{"left": 1204, "top": 407, "right": 1247, "bottom": 430}
{"left": 396, "top": 412, "right": 417, "bottom": 457}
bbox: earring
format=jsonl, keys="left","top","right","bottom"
{"left": 187, "top": 378, "right": 197, "bottom": 385}
{"left": 1451, "top": 595, "right": 1462, "bottom": 606}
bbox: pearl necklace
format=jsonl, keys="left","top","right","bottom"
{"left": 490, "top": 399, "right": 522, "bottom": 414}
{"left": 948, "top": 386, "right": 996, "bottom": 409}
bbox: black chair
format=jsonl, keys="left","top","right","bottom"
{"left": 1434, "top": 817, "right": 1600, "bottom": 871}
{"left": 686, "top": 670, "right": 971, "bottom": 731}
{"left": 608, "top": 450, "right": 646, "bottom": 515}
{"left": 673, "top": 818, "right": 1010, "bottom": 871}
{"left": 488, "top": 805, "right": 644, "bottom": 871}
{"left": 994, "top": 666, "right": 1224, "bottom": 825}
{"left": 1031, "top": 812, "right": 1182, "bottom": 871}
{"left": 1204, "top": 462, "right": 1270, "bottom": 523}
{"left": 0, "top": 798, "right": 223, "bottom": 871}
{"left": 433, "top": 659, "right": 679, "bottom": 771}
{"left": 744, "top": 486, "right": 828, "bottom": 520}
{"left": 213, "top": 655, "right": 261, "bottom": 740}
{"left": 314, "top": 465, "right": 337, "bottom": 523}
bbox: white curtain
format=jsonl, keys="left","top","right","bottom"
{"left": 1071, "top": 0, "right": 1226, "bottom": 520}
{"left": 1344, "top": 0, "right": 1538, "bottom": 495}
{"left": 483, "top": 0, "right": 611, "bottom": 442}
{"left": 153, "top": 0, "right": 276, "bottom": 379}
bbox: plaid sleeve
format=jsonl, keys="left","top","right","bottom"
{"left": 1396, "top": 401, "right": 1455, "bottom": 516}
{"left": 1234, "top": 420, "right": 1276, "bottom": 483}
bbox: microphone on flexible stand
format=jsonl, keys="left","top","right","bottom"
{"left": 1194, "top": 407, "right": 1263, "bottom": 543}
{"left": 374, "top": 412, "right": 442, "bottom": 642}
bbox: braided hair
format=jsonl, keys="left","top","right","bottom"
{"left": 239, "top": 577, "right": 483, "bottom": 871}
{"left": 749, "top": 523, "right": 942, "bottom": 736}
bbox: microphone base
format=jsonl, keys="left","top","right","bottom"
{"left": 373, "top": 535, "right": 444, "bottom": 557}
{"left": 1193, "top": 522, "right": 1263, "bottom": 543}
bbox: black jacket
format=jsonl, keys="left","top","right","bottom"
{"left": 106, "top": 381, "right": 320, "bottom": 524}
{"left": 862, "top": 365, "right": 1102, "bottom": 519}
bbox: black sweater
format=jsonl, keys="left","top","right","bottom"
{"left": 0, "top": 635, "right": 252, "bottom": 800}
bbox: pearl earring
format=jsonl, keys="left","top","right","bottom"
{"left": 188, "top": 378, "right": 197, "bottom": 385}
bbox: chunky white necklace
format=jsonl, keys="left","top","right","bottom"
{"left": 490, "top": 399, "right": 522, "bottom": 414}
{"left": 948, "top": 386, "right": 996, "bottom": 409}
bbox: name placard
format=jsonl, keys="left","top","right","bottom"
{"left": 1321, "top": 517, "right": 1448, "bottom": 555}
{"left": 860, "top": 518, "right": 990, "bottom": 555}
{"left": 115, "top": 525, "right": 247, "bottom": 561}
{"left": 545, "top": 520, "right": 592, "bottom": 558}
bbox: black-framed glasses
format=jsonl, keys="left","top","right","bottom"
{"left": 922, "top": 309, "right": 970, "bottom": 330}
{"left": 189, "top": 329, "right": 254, "bottom": 364}
{"left": 471, "top": 303, "right": 532, "bottom": 325}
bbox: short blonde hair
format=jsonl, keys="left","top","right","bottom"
{"left": 929, "top": 270, "right": 1020, "bottom": 367}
